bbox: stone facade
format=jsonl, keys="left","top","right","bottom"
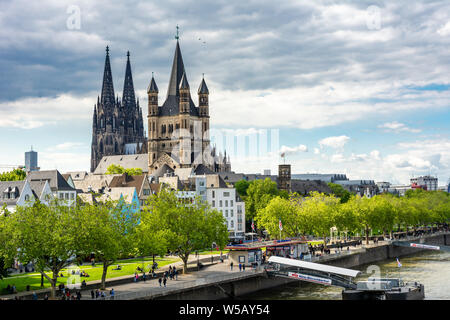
{"left": 91, "top": 48, "right": 147, "bottom": 172}
{"left": 147, "top": 40, "right": 231, "bottom": 174}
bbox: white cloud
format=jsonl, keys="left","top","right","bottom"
{"left": 318, "top": 135, "right": 350, "bottom": 149}
{"left": 0, "top": 94, "right": 95, "bottom": 129}
{"left": 280, "top": 144, "right": 308, "bottom": 155}
{"left": 46, "top": 142, "right": 85, "bottom": 152}
{"left": 378, "top": 121, "right": 421, "bottom": 133}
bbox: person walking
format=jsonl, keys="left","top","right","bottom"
{"left": 230, "top": 261, "right": 234, "bottom": 271}
{"left": 239, "top": 263, "right": 242, "bottom": 272}
{"left": 242, "top": 264, "right": 246, "bottom": 271}
{"left": 163, "top": 277, "right": 167, "bottom": 287}
{"left": 143, "top": 272, "right": 146, "bottom": 283}
{"left": 158, "top": 277, "right": 162, "bottom": 287}
{"left": 175, "top": 269, "right": 178, "bottom": 280}
{"left": 91, "top": 290, "right": 95, "bottom": 300}
{"left": 32, "top": 292, "right": 38, "bottom": 300}
{"left": 110, "top": 288, "right": 115, "bottom": 300}
{"left": 95, "top": 289, "right": 100, "bottom": 300}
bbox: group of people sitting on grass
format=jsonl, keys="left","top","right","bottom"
{"left": 5, "top": 284, "right": 17, "bottom": 294}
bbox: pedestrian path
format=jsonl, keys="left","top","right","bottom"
{"left": 80, "top": 261, "right": 262, "bottom": 300}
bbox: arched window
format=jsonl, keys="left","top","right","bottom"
{"left": 99, "top": 140, "right": 103, "bottom": 153}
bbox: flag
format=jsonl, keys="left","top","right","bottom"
{"left": 396, "top": 258, "right": 402, "bottom": 268}
{"left": 251, "top": 219, "right": 255, "bottom": 232}
{"left": 279, "top": 219, "right": 283, "bottom": 231}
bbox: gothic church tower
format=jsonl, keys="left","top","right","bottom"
{"left": 90, "top": 47, "right": 147, "bottom": 172}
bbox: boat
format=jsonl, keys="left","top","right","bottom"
{"left": 342, "top": 278, "right": 424, "bottom": 300}
{"left": 266, "top": 256, "right": 425, "bottom": 300}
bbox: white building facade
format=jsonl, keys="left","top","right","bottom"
{"left": 206, "top": 187, "right": 245, "bottom": 242}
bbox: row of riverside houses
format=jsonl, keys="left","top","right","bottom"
{"left": 68, "top": 163, "right": 246, "bottom": 243}
{"left": 0, "top": 170, "right": 76, "bottom": 212}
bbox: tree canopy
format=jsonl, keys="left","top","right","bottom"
{"left": 0, "top": 168, "right": 26, "bottom": 181}
{"left": 105, "top": 164, "right": 143, "bottom": 175}
{"left": 141, "top": 188, "right": 229, "bottom": 273}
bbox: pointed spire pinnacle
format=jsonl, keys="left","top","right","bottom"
{"left": 179, "top": 72, "right": 190, "bottom": 89}
{"left": 175, "top": 24, "right": 180, "bottom": 41}
{"left": 166, "top": 40, "right": 186, "bottom": 98}
{"left": 147, "top": 72, "right": 159, "bottom": 93}
{"left": 101, "top": 46, "right": 115, "bottom": 107}
{"left": 198, "top": 75, "right": 209, "bottom": 94}
{"left": 122, "top": 50, "right": 136, "bottom": 110}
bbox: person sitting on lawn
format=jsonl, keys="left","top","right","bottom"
{"left": 112, "top": 265, "right": 121, "bottom": 270}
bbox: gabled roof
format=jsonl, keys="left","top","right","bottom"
{"left": 72, "top": 174, "right": 119, "bottom": 193}
{"left": 27, "top": 170, "right": 76, "bottom": 192}
{"left": 94, "top": 154, "right": 148, "bottom": 175}
{"left": 28, "top": 180, "right": 48, "bottom": 200}
{"left": 0, "top": 181, "right": 27, "bottom": 205}
{"left": 194, "top": 164, "right": 215, "bottom": 176}
{"left": 99, "top": 187, "right": 137, "bottom": 204}
{"left": 152, "top": 164, "right": 174, "bottom": 178}
{"left": 66, "top": 171, "right": 89, "bottom": 181}
{"left": 109, "top": 173, "right": 147, "bottom": 195}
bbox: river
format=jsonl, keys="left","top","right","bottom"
{"left": 247, "top": 250, "right": 450, "bottom": 300}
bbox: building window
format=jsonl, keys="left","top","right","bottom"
{"left": 223, "top": 192, "right": 230, "bottom": 197}
{"left": 24, "top": 194, "right": 30, "bottom": 201}
{"left": 225, "top": 210, "right": 228, "bottom": 217}
{"left": 212, "top": 190, "right": 215, "bottom": 198}
{"left": 212, "top": 200, "right": 215, "bottom": 207}
{"left": 231, "top": 221, "right": 234, "bottom": 228}
{"left": 230, "top": 210, "right": 233, "bottom": 217}
{"left": 225, "top": 200, "right": 228, "bottom": 207}
{"left": 65, "top": 193, "right": 69, "bottom": 200}
{"left": 231, "top": 200, "right": 233, "bottom": 206}
{"left": 219, "top": 200, "right": 222, "bottom": 207}
{"left": 59, "top": 193, "right": 64, "bottom": 200}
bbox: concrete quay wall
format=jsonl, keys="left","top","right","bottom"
{"left": 151, "top": 232, "right": 449, "bottom": 300}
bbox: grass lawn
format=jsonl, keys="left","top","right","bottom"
{"left": 308, "top": 240, "right": 325, "bottom": 246}
{"left": 0, "top": 256, "right": 179, "bottom": 295}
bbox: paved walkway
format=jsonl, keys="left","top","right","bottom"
{"left": 79, "top": 261, "right": 262, "bottom": 300}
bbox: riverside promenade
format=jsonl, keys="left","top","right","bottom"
{"left": 80, "top": 261, "right": 264, "bottom": 300}
{"left": 3, "top": 230, "right": 448, "bottom": 300}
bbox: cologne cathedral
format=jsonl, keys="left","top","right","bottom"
{"left": 90, "top": 47, "right": 146, "bottom": 172}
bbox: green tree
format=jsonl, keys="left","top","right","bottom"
{"left": 0, "top": 208, "right": 14, "bottom": 280}
{"left": 147, "top": 188, "right": 228, "bottom": 273}
{"left": 135, "top": 204, "right": 170, "bottom": 265}
{"left": 245, "top": 178, "right": 280, "bottom": 221}
{"left": 0, "top": 168, "right": 26, "bottom": 181}
{"left": 105, "top": 164, "right": 143, "bottom": 175}
{"left": 302, "top": 192, "right": 340, "bottom": 247}
{"left": 328, "top": 183, "right": 352, "bottom": 203}
{"left": 256, "top": 196, "right": 304, "bottom": 239}
{"left": 235, "top": 180, "right": 250, "bottom": 197}
{"left": 76, "top": 201, "right": 139, "bottom": 290}
{"left": 9, "top": 201, "right": 80, "bottom": 298}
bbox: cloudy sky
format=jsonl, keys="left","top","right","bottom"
{"left": 0, "top": 0, "right": 449, "bottom": 185}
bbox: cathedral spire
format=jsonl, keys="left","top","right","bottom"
{"left": 166, "top": 40, "right": 186, "bottom": 99}
{"left": 122, "top": 50, "right": 136, "bottom": 110}
{"left": 101, "top": 46, "right": 115, "bottom": 106}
